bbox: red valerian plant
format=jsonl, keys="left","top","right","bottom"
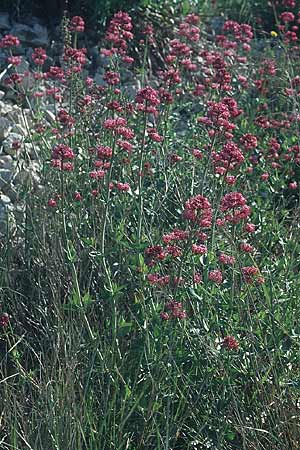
{"left": 222, "top": 335, "right": 239, "bottom": 350}
{"left": 0, "top": 5, "right": 299, "bottom": 448}
{"left": 0, "top": 313, "right": 9, "bottom": 327}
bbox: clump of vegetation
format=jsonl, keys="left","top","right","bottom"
{"left": 0, "top": 1, "right": 300, "bottom": 449}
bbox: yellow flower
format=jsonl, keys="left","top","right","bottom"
{"left": 270, "top": 31, "right": 278, "bottom": 37}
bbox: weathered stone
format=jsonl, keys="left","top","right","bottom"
{"left": 0, "top": 154, "right": 13, "bottom": 169}
{"left": 0, "top": 100, "right": 13, "bottom": 115}
{"left": 31, "top": 24, "right": 49, "bottom": 47}
{"left": 1, "top": 183, "right": 18, "bottom": 201}
{"left": 10, "top": 23, "right": 48, "bottom": 47}
{"left": 11, "top": 123, "right": 28, "bottom": 137}
{"left": 14, "top": 161, "right": 40, "bottom": 186}
{"left": 6, "top": 105, "right": 32, "bottom": 132}
{"left": 0, "top": 169, "right": 13, "bottom": 187}
{"left": 2, "top": 133, "right": 23, "bottom": 156}
{"left": 43, "top": 108, "right": 56, "bottom": 123}
{"left": 24, "top": 142, "right": 40, "bottom": 159}
{"left": 94, "top": 70, "right": 105, "bottom": 86}
{"left": 0, "top": 194, "right": 15, "bottom": 234}
{"left": 0, "top": 193, "right": 11, "bottom": 205}
{"left": 121, "top": 69, "right": 134, "bottom": 83}
{"left": 0, "top": 13, "right": 10, "bottom": 30}
{"left": 15, "top": 58, "right": 30, "bottom": 74}
{"left": 0, "top": 117, "right": 11, "bottom": 140}
{"left": 12, "top": 202, "right": 25, "bottom": 222}
{"left": 123, "top": 82, "right": 141, "bottom": 99}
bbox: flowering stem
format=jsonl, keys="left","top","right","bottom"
{"left": 137, "top": 111, "right": 148, "bottom": 247}
{"left": 141, "top": 37, "right": 149, "bottom": 86}
{"left": 99, "top": 138, "right": 119, "bottom": 346}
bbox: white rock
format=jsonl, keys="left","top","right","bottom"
{"left": 0, "top": 194, "right": 15, "bottom": 234}
{"left": 0, "top": 100, "right": 13, "bottom": 114}
{"left": 0, "top": 169, "right": 13, "bottom": 187}
{"left": 24, "top": 142, "right": 39, "bottom": 159}
{"left": 0, "top": 117, "right": 12, "bottom": 140}
{"left": 0, "top": 194, "right": 11, "bottom": 205}
{"left": 14, "top": 161, "right": 40, "bottom": 186}
{"left": 2, "top": 133, "right": 23, "bottom": 156}
{"left": 0, "top": 155, "right": 13, "bottom": 169}
{"left": 1, "top": 183, "right": 18, "bottom": 201}
{"left": 11, "top": 123, "right": 28, "bottom": 137}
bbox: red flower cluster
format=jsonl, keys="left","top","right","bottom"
{"left": 46, "top": 66, "right": 65, "bottom": 81}
{"left": 103, "top": 117, "right": 134, "bottom": 139}
{"left": 145, "top": 245, "right": 165, "bottom": 265}
{"left": 7, "top": 56, "right": 21, "bottom": 66}
{"left": 162, "top": 229, "right": 189, "bottom": 244}
{"left": 212, "top": 141, "right": 244, "bottom": 173}
{"left": 218, "top": 253, "right": 235, "bottom": 265}
{"left": 136, "top": 86, "right": 160, "bottom": 114}
{"left": 160, "top": 300, "right": 187, "bottom": 320}
{"left": 191, "top": 244, "right": 207, "bottom": 255}
{"left": 222, "top": 335, "right": 239, "bottom": 350}
{"left": 0, "top": 34, "right": 20, "bottom": 48}
{"left": 280, "top": 11, "right": 295, "bottom": 23}
{"left": 68, "top": 16, "right": 85, "bottom": 33}
{"left": 208, "top": 269, "right": 223, "bottom": 284}
{"left": 57, "top": 109, "right": 75, "bottom": 127}
{"left": 51, "top": 144, "right": 75, "bottom": 161}
{"left": 32, "top": 47, "right": 47, "bottom": 65}
{"left": 178, "top": 14, "right": 200, "bottom": 42}
{"left": 220, "top": 192, "right": 251, "bottom": 224}
{"left": 241, "top": 266, "right": 259, "bottom": 283}
{"left": 183, "top": 194, "right": 212, "bottom": 228}
{"left": 103, "top": 71, "right": 120, "bottom": 85}
{"left": 223, "top": 20, "right": 253, "bottom": 43}
{"left": 104, "top": 11, "right": 133, "bottom": 55}
{"left": 240, "top": 133, "right": 258, "bottom": 150}
{"left": 0, "top": 313, "right": 9, "bottom": 327}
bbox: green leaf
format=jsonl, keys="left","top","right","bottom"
{"left": 225, "top": 430, "right": 236, "bottom": 441}
{"left": 82, "top": 292, "right": 93, "bottom": 306}
{"left": 117, "top": 321, "right": 133, "bottom": 337}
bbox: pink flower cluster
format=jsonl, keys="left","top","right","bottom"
{"left": 0, "top": 313, "right": 9, "bottom": 327}
{"left": 0, "top": 34, "right": 20, "bottom": 48}
{"left": 183, "top": 195, "right": 212, "bottom": 228}
{"left": 68, "top": 16, "right": 85, "bottom": 33}
{"left": 223, "top": 20, "right": 253, "bottom": 43}
{"left": 136, "top": 86, "right": 160, "bottom": 114}
{"left": 222, "top": 335, "right": 239, "bottom": 350}
{"left": 212, "top": 141, "right": 244, "bottom": 174}
{"left": 160, "top": 300, "right": 187, "bottom": 320}
{"left": 103, "top": 117, "right": 134, "bottom": 139}
{"left": 51, "top": 144, "right": 75, "bottom": 161}
{"left": 220, "top": 192, "right": 251, "bottom": 224}
{"left": 32, "top": 48, "right": 47, "bottom": 65}
{"left": 104, "top": 11, "right": 133, "bottom": 55}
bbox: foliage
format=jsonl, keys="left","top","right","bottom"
{"left": 0, "top": 3, "right": 300, "bottom": 450}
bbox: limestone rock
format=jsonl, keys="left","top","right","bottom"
{"left": 0, "top": 169, "right": 13, "bottom": 188}
{"left": 0, "top": 13, "right": 10, "bottom": 31}
{"left": 10, "top": 23, "right": 49, "bottom": 47}
{"left": 2, "top": 133, "right": 23, "bottom": 156}
{"left": 0, "top": 117, "right": 11, "bottom": 140}
{"left": 14, "top": 161, "right": 40, "bottom": 186}
{"left": 0, "top": 154, "right": 13, "bottom": 169}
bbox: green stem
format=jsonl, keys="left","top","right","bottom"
{"left": 137, "top": 111, "right": 148, "bottom": 247}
